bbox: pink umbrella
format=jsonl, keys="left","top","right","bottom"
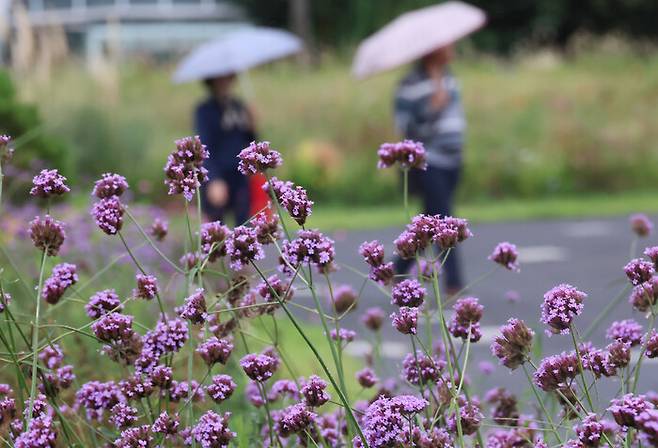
{"left": 352, "top": 1, "right": 486, "bottom": 79}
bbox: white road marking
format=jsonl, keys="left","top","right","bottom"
{"left": 517, "top": 246, "right": 568, "bottom": 264}
{"left": 562, "top": 221, "right": 614, "bottom": 238}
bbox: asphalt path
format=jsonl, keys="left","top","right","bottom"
{"left": 288, "top": 214, "right": 658, "bottom": 405}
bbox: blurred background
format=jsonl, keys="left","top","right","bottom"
{"left": 1, "top": 0, "right": 658, "bottom": 223}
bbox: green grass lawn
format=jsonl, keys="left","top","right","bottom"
{"left": 304, "top": 190, "right": 658, "bottom": 231}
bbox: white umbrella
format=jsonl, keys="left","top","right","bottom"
{"left": 173, "top": 27, "right": 303, "bottom": 84}
{"left": 352, "top": 1, "right": 485, "bottom": 79}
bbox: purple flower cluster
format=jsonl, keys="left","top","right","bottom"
{"left": 278, "top": 403, "right": 316, "bottom": 437}
{"left": 192, "top": 411, "right": 235, "bottom": 447}
{"left": 281, "top": 229, "right": 335, "bottom": 274}
{"left": 449, "top": 296, "right": 483, "bottom": 342}
{"left": 42, "top": 263, "right": 78, "bottom": 304}
{"left": 540, "top": 283, "right": 587, "bottom": 335}
{"left": 30, "top": 169, "right": 70, "bottom": 198}
{"left": 391, "top": 279, "right": 425, "bottom": 307}
{"left": 206, "top": 374, "right": 237, "bottom": 403}
{"left": 29, "top": 215, "right": 66, "bottom": 256}
{"left": 646, "top": 246, "right": 658, "bottom": 268}
{"left": 391, "top": 306, "right": 418, "bottom": 335}
{"left": 355, "top": 395, "right": 428, "bottom": 448}
{"left": 395, "top": 214, "right": 471, "bottom": 259}
{"left": 164, "top": 135, "right": 209, "bottom": 201}
{"left": 115, "top": 425, "right": 152, "bottom": 447}
{"left": 92, "top": 173, "right": 129, "bottom": 199}
{"left": 196, "top": 337, "right": 233, "bottom": 366}
{"left": 330, "top": 328, "right": 356, "bottom": 343}
{"left": 625, "top": 258, "right": 655, "bottom": 286}
{"left": 14, "top": 415, "right": 57, "bottom": 448}
{"left": 280, "top": 185, "right": 313, "bottom": 226}
{"left": 359, "top": 240, "right": 394, "bottom": 285}
{"left": 402, "top": 350, "right": 444, "bottom": 384}
{"left": 356, "top": 367, "right": 378, "bottom": 388}
{"left": 606, "top": 319, "right": 643, "bottom": 346}
{"left": 331, "top": 284, "right": 358, "bottom": 314}
{"left": 301, "top": 375, "right": 330, "bottom": 407}
{"left": 491, "top": 318, "right": 534, "bottom": 370}
{"left": 109, "top": 402, "right": 138, "bottom": 429}
{"left": 377, "top": 140, "right": 427, "bottom": 170}
{"left": 646, "top": 330, "right": 658, "bottom": 358}
{"left": 574, "top": 413, "right": 615, "bottom": 447}
{"left": 533, "top": 351, "right": 580, "bottom": 391}
{"left": 0, "top": 134, "right": 13, "bottom": 162}
{"left": 268, "top": 380, "right": 299, "bottom": 402}
{"left": 75, "top": 380, "right": 124, "bottom": 421}
{"left": 200, "top": 221, "right": 230, "bottom": 262}
{"left": 630, "top": 213, "right": 654, "bottom": 237}
{"left": 608, "top": 393, "right": 654, "bottom": 427}
{"left": 0, "top": 292, "right": 11, "bottom": 313}
{"left": 149, "top": 217, "right": 168, "bottom": 241}
{"left": 176, "top": 288, "right": 207, "bottom": 324}
{"left": 226, "top": 225, "right": 264, "bottom": 270}
{"left": 489, "top": 241, "right": 520, "bottom": 272}
{"left": 253, "top": 211, "right": 280, "bottom": 244}
{"left": 133, "top": 273, "right": 158, "bottom": 300}
{"left": 629, "top": 276, "right": 658, "bottom": 312}
{"left": 153, "top": 411, "right": 179, "bottom": 436}
{"left": 362, "top": 307, "right": 385, "bottom": 331}
{"left": 91, "top": 312, "right": 135, "bottom": 344}
{"left": 91, "top": 195, "right": 125, "bottom": 235}
{"left": 86, "top": 289, "right": 122, "bottom": 318}
{"left": 237, "top": 141, "right": 283, "bottom": 175}
{"left": 240, "top": 352, "right": 278, "bottom": 382}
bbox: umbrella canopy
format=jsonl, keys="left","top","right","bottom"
{"left": 173, "top": 27, "right": 303, "bottom": 84}
{"left": 352, "top": 1, "right": 485, "bottom": 79}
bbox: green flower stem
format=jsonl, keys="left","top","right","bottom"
{"left": 632, "top": 310, "right": 656, "bottom": 393}
{"left": 27, "top": 249, "right": 48, "bottom": 425}
{"left": 569, "top": 325, "right": 595, "bottom": 411}
{"left": 124, "top": 208, "right": 184, "bottom": 274}
{"left": 522, "top": 363, "right": 563, "bottom": 444}
{"left": 250, "top": 262, "right": 368, "bottom": 448}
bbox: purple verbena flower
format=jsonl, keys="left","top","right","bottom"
{"left": 164, "top": 136, "right": 209, "bottom": 201}
{"left": 629, "top": 276, "right": 658, "bottom": 312}
{"left": 391, "top": 279, "right": 426, "bottom": 307}
{"left": 267, "top": 380, "right": 299, "bottom": 402}
{"left": 200, "top": 221, "right": 230, "bottom": 262}
{"left": 391, "top": 306, "right": 418, "bottom": 335}
{"left": 75, "top": 380, "right": 123, "bottom": 421}
{"left": 645, "top": 246, "right": 658, "bottom": 268}
{"left": 491, "top": 318, "right": 534, "bottom": 370}
{"left": 91, "top": 195, "right": 124, "bottom": 235}
{"left": 630, "top": 214, "right": 654, "bottom": 237}
{"left": 606, "top": 319, "right": 643, "bottom": 346}
{"left": 331, "top": 284, "right": 357, "bottom": 314}
{"left": 608, "top": 393, "right": 654, "bottom": 428}
{"left": 574, "top": 413, "right": 615, "bottom": 447}
{"left": 152, "top": 411, "right": 179, "bottom": 436}
{"left": 449, "top": 296, "right": 483, "bottom": 342}
{"left": 356, "top": 367, "right": 379, "bottom": 388}
{"left": 86, "top": 289, "right": 122, "bottom": 318}
{"left": 109, "top": 403, "right": 138, "bottom": 429}
{"left": 176, "top": 288, "right": 207, "bottom": 324}
{"left": 42, "top": 263, "right": 77, "bottom": 305}
{"left": 29, "top": 215, "right": 66, "bottom": 256}
{"left": 301, "top": 375, "right": 330, "bottom": 407}
{"left": 646, "top": 330, "right": 658, "bottom": 358}
{"left": 281, "top": 229, "right": 335, "bottom": 274}
{"left": 240, "top": 353, "right": 278, "bottom": 382}
{"left": 402, "top": 350, "right": 444, "bottom": 385}
{"left": 14, "top": 415, "right": 57, "bottom": 448}
{"left": 489, "top": 241, "right": 520, "bottom": 272}
{"left": 362, "top": 307, "right": 385, "bottom": 331}
{"left": 356, "top": 395, "right": 428, "bottom": 448}
{"left": 253, "top": 211, "right": 280, "bottom": 244}
{"left": 237, "top": 141, "right": 283, "bottom": 175}
{"left": 370, "top": 262, "right": 395, "bottom": 285}
{"left": 540, "top": 284, "right": 587, "bottom": 335}
{"left": 533, "top": 352, "right": 580, "bottom": 391}
{"left": 149, "top": 217, "right": 168, "bottom": 241}
{"left": 225, "top": 225, "right": 264, "bottom": 271}
{"left": 196, "top": 337, "right": 233, "bottom": 366}
{"left": 206, "top": 374, "right": 237, "bottom": 404}
{"left": 91, "top": 312, "right": 134, "bottom": 344}
{"left": 625, "top": 258, "right": 655, "bottom": 286}
{"left": 377, "top": 140, "right": 427, "bottom": 170}
{"left": 133, "top": 273, "right": 158, "bottom": 300}
{"left": 330, "top": 328, "right": 356, "bottom": 343}
{"left": 280, "top": 185, "right": 313, "bottom": 226}
{"left": 359, "top": 240, "right": 385, "bottom": 267}
{"left": 114, "top": 425, "right": 152, "bottom": 448}
{"left": 192, "top": 411, "right": 235, "bottom": 448}
{"left": 277, "top": 403, "right": 315, "bottom": 438}
{"left": 30, "top": 169, "right": 70, "bottom": 198}
{"left": 150, "top": 365, "right": 173, "bottom": 388}
{"left": 92, "top": 173, "right": 129, "bottom": 199}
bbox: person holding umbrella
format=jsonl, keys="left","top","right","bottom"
{"left": 352, "top": 2, "right": 485, "bottom": 293}
{"left": 173, "top": 27, "right": 303, "bottom": 224}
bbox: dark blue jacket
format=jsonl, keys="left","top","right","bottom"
{"left": 194, "top": 96, "right": 256, "bottom": 183}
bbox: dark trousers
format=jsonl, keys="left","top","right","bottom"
{"left": 201, "top": 177, "right": 251, "bottom": 226}
{"left": 394, "top": 166, "right": 463, "bottom": 289}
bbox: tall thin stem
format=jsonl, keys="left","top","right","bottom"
{"left": 27, "top": 249, "right": 48, "bottom": 425}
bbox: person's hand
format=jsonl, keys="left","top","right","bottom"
{"left": 207, "top": 179, "right": 229, "bottom": 207}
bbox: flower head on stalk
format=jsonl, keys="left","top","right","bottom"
{"left": 606, "top": 340, "right": 631, "bottom": 369}
{"left": 280, "top": 185, "right": 313, "bottom": 226}
{"left": 356, "top": 368, "right": 379, "bottom": 388}
{"left": 281, "top": 229, "right": 335, "bottom": 274}
{"left": 133, "top": 273, "right": 158, "bottom": 300}
{"left": 29, "top": 215, "right": 66, "bottom": 256}
{"left": 391, "top": 306, "right": 419, "bottom": 335}
{"left": 489, "top": 241, "right": 520, "bottom": 272}
{"left": 608, "top": 393, "right": 654, "bottom": 428}
{"left": 237, "top": 141, "right": 283, "bottom": 175}
{"left": 268, "top": 380, "right": 299, "bottom": 402}
{"left": 149, "top": 217, "right": 168, "bottom": 241}
{"left": 629, "top": 276, "right": 658, "bottom": 312}
{"left": 362, "top": 307, "right": 385, "bottom": 331}
{"left": 574, "top": 413, "right": 616, "bottom": 447}
{"left": 359, "top": 240, "right": 385, "bottom": 267}
{"left": 491, "top": 318, "right": 534, "bottom": 370}
{"left": 277, "top": 403, "right": 316, "bottom": 438}
{"left": 540, "top": 283, "right": 587, "bottom": 335}
{"left": 262, "top": 176, "right": 293, "bottom": 203}
{"left": 645, "top": 246, "right": 658, "bottom": 268}
{"left": 330, "top": 328, "right": 356, "bottom": 344}
{"left": 92, "top": 173, "right": 129, "bottom": 199}
{"left": 330, "top": 284, "right": 358, "bottom": 314}
{"left": 226, "top": 225, "right": 264, "bottom": 271}
{"left": 391, "top": 279, "right": 426, "bottom": 308}
{"left": 447, "top": 399, "right": 483, "bottom": 435}
{"left": 192, "top": 411, "right": 236, "bottom": 448}
{"left": 200, "top": 220, "right": 230, "bottom": 262}
{"left": 152, "top": 411, "right": 180, "bottom": 437}
{"left": 196, "top": 337, "right": 233, "bottom": 366}
{"left": 91, "top": 312, "right": 135, "bottom": 344}
{"left": 377, "top": 140, "right": 427, "bottom": 170}
{"left": 533, "top": 351, "right": 580, "bottom": 391}
{"left": 30, "top": 169, "right": 70, "bottom": 198}
{"left": 164, "top": 135, "right": 209, "bottom": 201}
{"left": 109, "top": 403, "right": 138, "bottom": 429}
{"left": 606, "top": 319, "right": 643, "bottom": 346}
{"left": 0, "top": 292, "right": 11, "bottom": 313}
{"left": 402, "top": 350, "right": 444, "bottom": 384}
{"left": 645, "top": 330, "right": 658, "bottom": 358}
{"left": 449, "top": 296, "right": 483, "bottom": 342}
{"left": 206, "top": 374, "right": 237, "bottom": 403}
{"left": 301, "top": 375, "right": 330, "bottom": 407}
{"left": 253, "top": 211, "right": 280, "bottom": 244}
{"left": 370, "top": 262, "right": 395, "bottom": 285}
{"left": 256, "top": 274, "right": 294, "bottom": 309}
{"left": 14, "top": 415, "right": 57, "bottom": 448}
{"left": 394, "top": 214, "right": 471, "bottom": 259}
{"left": 42, "top": 262, "right": 78, "bottom": 305}
{"left": 240, "top": 353, "right": 278, "bottom": 382}
{"left": 630, "top": 213, "right": 654, "bottom": 237}
{"left": 176, "top": 288, "right": 207, "bottom": 324}
{"left": 86, "top": 289, "right": 122, "bottom": 318}
{"left": 0, "top": 134, "right": 13, "bottom": 163}
{"left": 625, "top": 258, "right": 655, "bottom": 286}
{"left": 354, "top": 395, "right": 428, "bottom": 448}
{"left": 91, "top": 195, "right": 125, "bottom": 235}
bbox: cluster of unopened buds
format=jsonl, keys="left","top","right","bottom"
{"left": 1, "top": 134, "right": 657, "bottom": 448}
